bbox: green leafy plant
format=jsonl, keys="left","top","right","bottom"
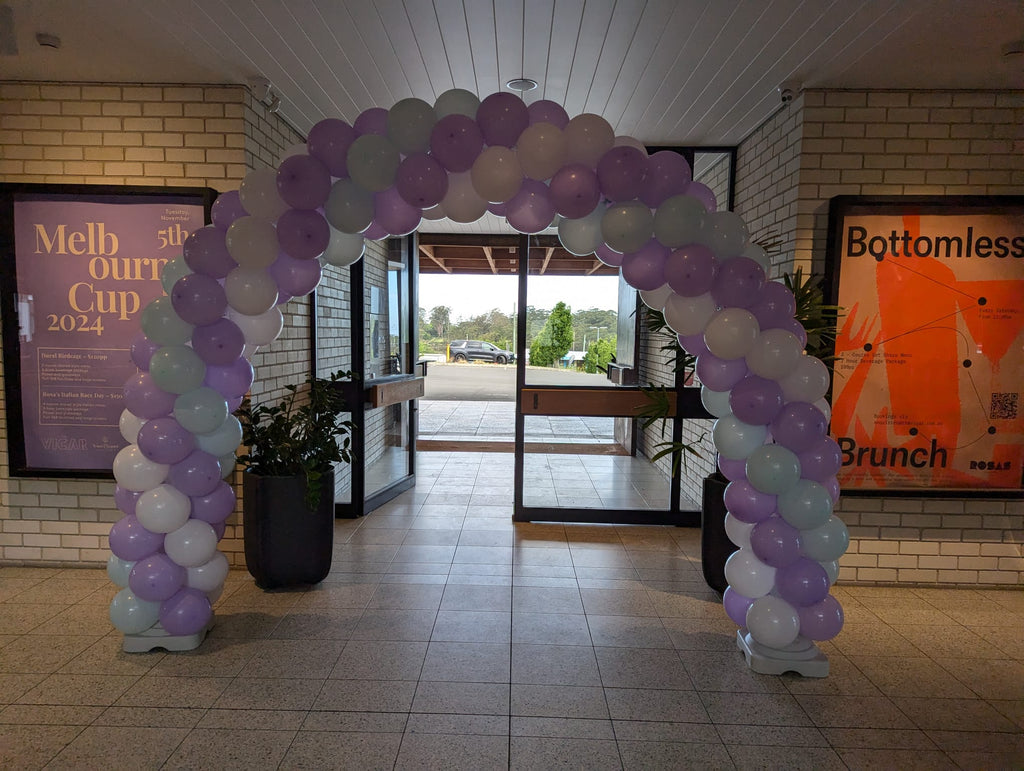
{"left": 236, "top": 370, "right": 356, "bottom": 509}
{"left": 784, "top": 266, "right": 842, "bottom": 362}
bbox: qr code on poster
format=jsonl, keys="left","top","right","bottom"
{"left": 990, "top": 392, "right": 1019, "bottom": 420}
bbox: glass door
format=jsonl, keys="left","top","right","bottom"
{"left": 512, "top": 234, "right": 700, "bottom": 526}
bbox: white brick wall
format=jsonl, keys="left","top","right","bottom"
{"left": 736, "top": 88, "right": 1024, "bottom": 586}
{"left": 0, "top": 81, "right": 310, "bottom": 567}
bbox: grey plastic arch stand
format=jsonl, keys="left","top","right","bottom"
{"left": 737, "top": 630, "right": 829, "bottom": 678}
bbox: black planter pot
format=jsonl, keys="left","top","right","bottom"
{"left": 701, "top": 472, "right": 737, "bottom": 594}
{"left": 242, "top": 471, "right": 335, "bottom": 590}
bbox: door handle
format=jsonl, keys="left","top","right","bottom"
{"left": 533, "top": 393, "right": 539, "bottom": 410}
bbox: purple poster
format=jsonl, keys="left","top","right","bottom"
{"left": 10, "top": 193, "right": 206, "bottom": 472}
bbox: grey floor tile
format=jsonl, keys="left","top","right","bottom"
{"left": 725, "top": 744, "right": 847, "bottom": 770}
{"left": 162, "top": 727, "right": 296, "bottom": 769}
{"left": 420, "top": 641, "right": 511, "bottom": 683}
{"left": 431, "top": 609, "right": 511, "bottom": 643}
{"left": 510, "top": 736, "right": 622, "bottom": 771}
{"left": 619, "top": 739, "right": 734, "bottom": 770}
{"left": 331, "top": 639, "right": 428, "bottom": 680}
{"left": 313, "top": 678, "right": 417, "bottom": 712}
{"left": 512, "top": 683, "right": 610, "bottom": 719}
{"left": 604, "top": 687, "right": 710, "bottom": 723}
{"left": 587, "top": 615, "right": 673, "bottom": 648}
{"left": 511, "top": 716, "right": 615, "bottom": 739}
{"left": 512, "top": 585, "right": 584, "bottom": 614}
{"left": 411, "top": 680, "right": 510, "bottom": 715}
{"left": 512, "top": 611, "right": 593, "bottom": 645}
{"left": 395, "top": 731, "right": 508, "bottom": 770}
{"left": 281, "top": 730, "right": 404, "bottom": 770}
{"left": 44, "top": 725, "right": 190, "bottom": 769}
{"left": 512, "top": 643, "right": 602, "bottom": 686}
{"left": 212, "top": 676, "right": 324, "bottom": 710}
{"left": 594, "top": 646, "right": 692, "bottom": 689}
{"left": 440, "top": 582, "right": 512, "bottom": 611}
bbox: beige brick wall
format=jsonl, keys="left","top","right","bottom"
{"left": 734, "top": 88, "right": 1024, "bottom": 586}
{"left": 0, "top": 81, "right": 307, "bottom": 567}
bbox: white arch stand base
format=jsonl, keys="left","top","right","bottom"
{"left": 122, "top": 622, "right": 213, "bottom": 653}
{"left": 736, "top": 630, "right": 829, "bottom": 678}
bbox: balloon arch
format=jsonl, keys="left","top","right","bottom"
{"left": 106, "top": 89, "right": 847, "bottom": 670}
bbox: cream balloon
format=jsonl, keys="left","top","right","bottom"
{"left": 779, "top": 356, "right": 831, "bottom": 403}
{"left": 745, "top": 329, "right": 803, "bottom": 380}
{"left": 119, "top": 409, "right": 146, "bottom": 445}
{"left": 663, "top": 292, "right": 717, "bottom": 337}
{"left": 135, "top": 483, "right": 191, "bottom": 533}
{"left": 238, "top": 167, "right": 288, "bottom": 221}
{"left": 704, "top": 308, "right": 760, "bottom": 361}
{"left": 470, "top": 146, "right": 523, "bottom": 204}
{"left": 227, "top": 306, "right": 283, "bottom": 346}
{"left": 320, "top": 226, "right": 365, "bottom": 267}
{"left": 564, "top": 113, "right": 615, "bottom": 167}
{"left": 113, "top": 445, "right": 169, "bottom": 492}
{"left": 441, "top": 171, "right": 488, "bottom": 223}
{"left": 224, "top": 267, "right": 278, "bottom": 316}
{"left": 225, "top": 216, "right": 279, "bottom": 269}
{"left": 639, "top": 284, "right": 674, "bottom": 312}
{"left": 516, "top": 122, "right": 568, "bottom": 181}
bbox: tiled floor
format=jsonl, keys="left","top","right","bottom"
{"left": 2, "top": 451, "right": 1022, "bottom": 769}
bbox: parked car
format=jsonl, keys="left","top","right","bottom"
{"left": 448, "top": 339, "right": 516, "bottom": 364}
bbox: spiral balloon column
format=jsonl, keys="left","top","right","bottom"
{"left": 107, "top": 89, "right": 847, "bottom": 665}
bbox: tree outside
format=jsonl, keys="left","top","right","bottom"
{"left": 583, "top": 336, "right": 617, "bottom": 374}
{"left": 530, "top": 301, "right": 574, "bottom": 367}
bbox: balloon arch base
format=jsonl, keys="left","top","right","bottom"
{"left": 122, "top": 622, "right": 212, "bottom": 654}
{"left": 736, "top": 630, "right": 829, "bottom": 678}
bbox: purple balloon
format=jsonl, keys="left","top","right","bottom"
{"left": 639, "top": 151, "right": 692, "bottom": 208}
{"left": 778, "top": 318, "right": 808, "bottom": 348}
{"left": 129, "top": 552, "right": 186, "bottom": 602}
{"left": 114, "top": 485, "right": 143, "bottom": 516}
{"left": 374, "top": 186, "right": 422, "bottom": 236}
{"left": 696, "top": 353, "right": 748, "bottom": 391}
{"left": 307, "top": 118, "right": 358, "bottom": 177}
{"left": 798, "top": 595, "right": 844, "bottom": 641}
{"left": 429, "top": 114, "right": 484, "bottom": 173}
{"left": 597, "top": 146, "right": 649, "bottom": 203}
{"left": 183, "top": 226, "right": 237, "bottom": 279}
{"left": 718, "top": 455, "right": 747, "bottom": 481}
{"left": 136, "top": 416, "right": 196, "bottom": 465}
{"left": 621, "top": 239, "right": 669, "bottom": 291}
{"left": 549, "top": 164, "right": 600, "bottom": 219}
{"left": 771, "top": 402, "right": 828, "bottom": 454}
{"left": 487, "top": 201, "right": 507, "bottom": 217}
{"left": 269, "top": 252, "right": 323, "bottom": 297}
{"left": 665, "top": 244, "right": 717, "bottom": 297}
{"left": 276, "top": 154, "right": 331, "bottom": 210}
{"left": 476, "top": 91, "right": 529, "bottom": 148}
{"left": 729, "top": 376, "right": 784, "bottom": 425}
{"left": 750, "top": 516, "right": 802, "bottom": 568}
{"left": 123, "top": 372, "right": 176, "bottom": 419}
{"left": 204, "top": 357, "right": 254, "bottom": 400}
{"left": 712, "top": 257, "right": 766, "bottom": 309}
{"left": 108, "top": 514, "right": 164, "bottom": 561}
{"left": 685, "top": 181, "right": 717, "bottom": 212}
{"left": 528, "top": 99, "right": 570, "bottom": 129}
{"left": 723, "top": 586, "right": 755, "bottom": 627}
{"left": 277, "top": 209, "right": 330, "bottom": 260}
{"left": 750, "top": 281, "right": 797, "bottom": 329}
{"left": 190, "top": 481, "right": 236, "bottom": 525}
{"left": 353, "top": 107, "right": 389, "bottom": 136}
{"left": 724, "top": 480, "right": 777, "bottom": 524}
{"left": 506, "top": 179, "right": 556, "bottom": 235}
{"left": 160, "top": 587, "right": 213, "bottom": 636}
{"left": 211, "top": 520, "right": 227, "bottom": 541}
{"left": 130, "top": 332, "right": 160, "bottom": 371}
{"left": 825, "top": 476, "right": 841, "bottom": 504}
{"left": 396, "top": 152, "right": 448, "bottom": 209}
{"left": 776, "top": 558, "right": 830, "bottom": 607}
{"left": 211, "top": 190, "right": 248, "bottom": 230}
{"left": 678, "top": 333, "right": 710, "bottom": 358}
{"left": 192, "top": 318, "right": 245, "bottom": 366}
{"left": 798, "top": 436, "right": 842, "bottom": 483}
{"left": 170, "top": 273, "right": 227, "bottom": 326}
{"left": 168, "top": 449, "right": 222, "bottom": 497}
{"left": 362, "top": 221, "right": 388, "bottom": 241}
{"left": 595, "top": 243, "right": 624, "bottom": 267}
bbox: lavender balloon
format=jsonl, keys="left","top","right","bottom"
{"left": 723, "top": 587, "right": 755, "bottom": 627}
{"left": 749, "top": 281, "right": 797, "bottom": 329}
{"left": 549, "top": 164, "right": 600, "bottom": 219}
{"left": 353, "top": 107, "right": 389, "bottom": 136}
{"left": 723, "top": 480, "right": 777, "bottom": 524}
{"left": 168, "top": 449, "right": 222, "bottom": 498}
{"left": 276, "top": 153, "right": 331, "bottom": 210}
{"left": 685, "top": 180, "right": 717, "bottom": 212}
{"left": 277, "top": 208, "right": 330, "bottom": 260}
{"left": 108, "top": 514, "right": 164, "bottom": 561}
{"left": 597, "top": 145, "right": 649, "bottom": 202}
{"left": 190, "top": 481, "right": 236, "bottom": 525}
{"left": 776, "top": 558, "right": 831, "bottom": 607}
{"left": 728, "top": 375, "right": 784, "bottom": 425}
{"left": 191, "top": 318, "right": 245, "bottom": 366}
{"left": 595, "top": 243, "right": 624, "bottom": 267}
{"left": 159, "top": 587, "right": 213, "bottom": 636}
{"left": 307, "top": 118, "right": 357, "bottom": 177}
{"left": 396, "top": 152, "right": 448, "bottom": 209}
{"left": 476, "top": 91, "right": 529, "bottom": 148}
{"left": 621, "top": 239, "right": 669, "bottom": 291}
{"left": 771, "top": 402, "right": 828, "bottom": 453}
{"left": 797, "top": 436, "right": 843, "bottom": 483}
{"left": 665, "top": 244, "right": 717, "bottom": 297}
{"left": 528, "top": 99, "right": 570, "bottom": 128}
{"left": 211, "top": 190, "right": 247, "bottom": 230}
{"left": 696, "top": 353, "right": 748, "bottom": 391}
{"left": 639, "top": 150, "right": 691, "bottom": 207}
{"left": 170, "top": 274, "right": 227, "bottom": 326}
{"left": 129, "top": 553, "right": 186, "bottom": 602}
{"left": 718, "top": 455, "right": 747, "bottom": 482}
{"left": 430, "top": 114, "right": 484, "bottom": 173}
{"left": 749, "top": 516, "right": 802, "bottom": 568}
{"left": 130, "top": 332, "right": 160, "bottom": 371}
{"left": 204, "top": 356, "right": 254, "bottom": 400}
{"left": 373, "top": 186, "right": 421, "bottom": 236}
{"left": 678, "top": 333, "right": 710, "bottom": 358}
{"left": 798, "top": 595, "right": 844, "bottom": 641}
{"left": 114, "top": 485, "right": 143, "bottom": 516}
{"left": 269, "top": 252, "right": 323, "bottom": 297}
{"left": 183, "top": 226, "right": 236, "bottom": 279}
{"left": 711, "top": 257, "right": 766, "bottom": 308}
{"left": 136, "top": 417, "right": 196, "bottom": 465}
{"left": 506, "top": 179, "right": 556, "bottom": 234}
{"left": 123, "top": 372, "right": 176, "bottom": 419}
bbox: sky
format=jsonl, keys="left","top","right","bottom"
{"left": 418, "top": 273, "right": 620, "bottom": 320}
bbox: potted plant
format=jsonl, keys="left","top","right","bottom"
{"left": 235, "top": 369, "right": 355, "bottom": 590}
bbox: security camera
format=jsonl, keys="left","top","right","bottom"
{"left": 778, "top": 80, "right": 801, "bottom": 104}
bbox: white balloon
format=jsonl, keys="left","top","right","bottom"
{"left": 174, "top": 387, "right": 228, "bottom": 435}
{"left": 324, "top": 178, "right": 375, "bottom": 235}
{"left": 442, "top": 171, "right": 488, "bottom": 223}
{"left": 434, "top": 88, "right": 480, "bottom": 119}
{"left": 779, "top": 356, "right": 831, "bottom": 403}
{"left": 639, "top": 283, "right": 674, "bottom": 312}
{"left": 741, "top": 242, "right": 771, "bottom": 271}
{"left": 109, "top": 588, "right": 161, "bottom": 634}
{"left": 557, "top": 206, "right": 605, "bottom": 256}
{"left": 187, "top": 551, "right": 229, "bottom": 592}
{"left": 724, "top": 513, "right": 754, "bottom": 550}
{"left": 813, "top": 398, "right": 832, "bottom": 425}
{"left": 701, "top": 386, "right": 733, "bottom": 418}
{"left": 224, "top": 267, "right": 278, "bottom": 316}
{"left": 704, "top": 308, "right": 760, "bottom": 360}
{"left": 713, "top": 415, "right": 768, "bottom": 460}
{"left": 321, "top": 226, "right": 365, "bottom": 267}
{"left": 113, "top": 445, "right": 168, "bottom": 492}
{"left": 421, "top": 203, "right": 447, "bottom": 221}
{"left": 471, "top": 146, "right": 524, "bottom": 204}
{"left": 746, "top": 595, "right": 801, "bottom": 648}
{"left": 226, "top": 216, "right": 279, "bottom": 269}
{"left": 563, "top": 113, "right": 615, "bottom": 167}
{"left": 135, "top": 483, "right": 191, "bottom": 534}
{"left": 227, "top": 306, "right": 284, "bottom": 346}
{"left": 164, "top": 519, "right": 218, "bottom": 568}
{"left": 107, "top": 554, "right": 134, "bottom": 588}
{"left": 219, "top": 453, "right": 236, "bottom": 479}
{"left": 613, "top": 135, "right": 647, "bottom": 155}
{"left": 653, "top": 194, "right": 706, "bottom": 248}
{"left": 387, "top": 97, "right": 437, "bottom": 155}
{"left": 119, "top": 409, "right": 146, "bottom": 445}
{"left": 239, "top": 167, "right": 288, "bottom": 221}
{"left": 697, "top": 210, "right": 749, "bottom": 256}
{"left": 197, "top": 415, "right": 243, "bottom": 458}
{"left": 724, "top": 548, "right": 776, "bottom": 599}
{"left": 745, "top": 329, "right": 803, "bottom": 381}
{"left": 821, "top": 559, "right": 841, "bottom": 585}
{"left": 663, "top": 292, "right": 717, "bottom": 337}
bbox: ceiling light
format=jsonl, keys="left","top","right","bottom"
{"left": 506, "top": 78, "right": 538, "bottom": 92}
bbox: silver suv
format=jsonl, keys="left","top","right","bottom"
{"left": 448, "top": 340, "right": 516, "bottom": 364}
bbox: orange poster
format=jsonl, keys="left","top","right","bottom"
{"left": 827, "top": 197, "right": 1024, "bottom": 491}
